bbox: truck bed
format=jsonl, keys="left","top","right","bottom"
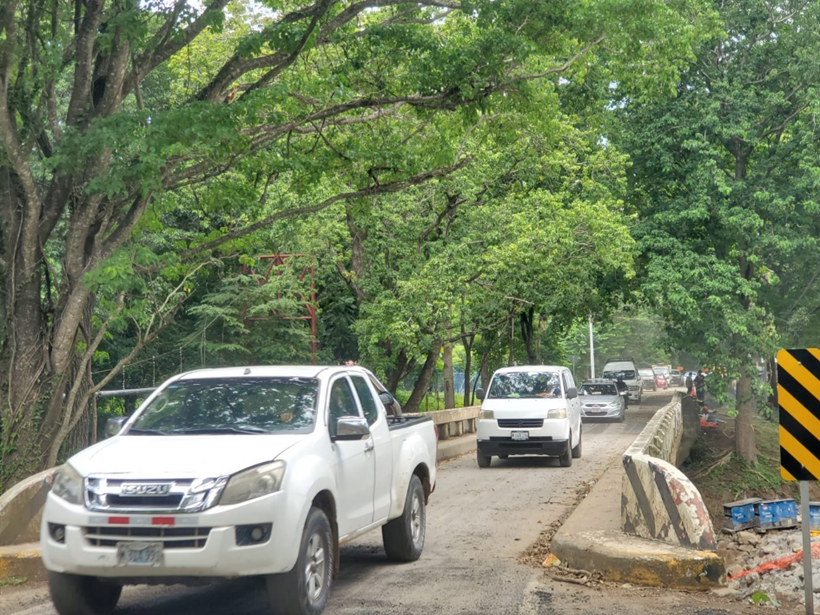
{"left": 386, "top": 414, "right": 432, "bottom": 430}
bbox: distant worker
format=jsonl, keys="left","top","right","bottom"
{"left": 695, "top": 370, "right": 706, "bottom": 404}
{"left": 615, "top": 373, "right": 629, "bottom": 409}
{"left": 685, "top": 371, "right": 694, "bottom": 396}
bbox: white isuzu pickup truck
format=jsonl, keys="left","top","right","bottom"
{"left": 40, "top": 365, "right": 437, "bottom": 615}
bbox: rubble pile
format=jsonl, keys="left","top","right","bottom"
{"left": 723, "top": 528, "right": 820, "bottom": 606}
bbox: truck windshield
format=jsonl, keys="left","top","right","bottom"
{"left": 127, "top": 377, "right": 319, "bottom": 435}
{"left": 487, "top": 372, "right": 561, "bottom": 399}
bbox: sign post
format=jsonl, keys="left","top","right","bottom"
{"left": 777, "top": 348, "right": 820, "bottom": 614}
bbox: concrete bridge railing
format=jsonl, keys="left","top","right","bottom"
{"left": 425, "top": 406, "right": 480, "bottom": 440}
{"left": 621, "top": 394, "right": 716, "bottom": 550}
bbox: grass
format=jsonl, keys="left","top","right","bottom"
{"left": 683, "top": 410, "right": 808, "bottom": 522}
{"left": 0, "top": 576, "right": 28, "bottom": 587}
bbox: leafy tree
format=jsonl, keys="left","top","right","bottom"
{"left": 616, "top": 0, "right": 820, "bottom": 463}
{"left": 1, "top": 0, "right": 708, "bottom": 488}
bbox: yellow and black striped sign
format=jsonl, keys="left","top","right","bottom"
{"left": 778, "top": 348, "right": 820, "bottom": 481}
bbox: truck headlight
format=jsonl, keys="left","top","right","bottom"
{"left": 52, "top": 464, "right": 83, "bottom": 505}
{"left": 480, "top": 409, "right": 494, "bottom": 419}
{"left": 220, "top": 461, "right": 286, "bottom": 506}
{"left": 547, "top": 408, "right": 568, "bottom": 419}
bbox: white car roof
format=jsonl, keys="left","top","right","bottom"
{"left": 176, "top": 365, "right": 364, "bottom": 380}
{"left": 492, "top": 365, "right": 567, "bottom": 374}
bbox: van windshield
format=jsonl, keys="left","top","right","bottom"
{"left": 127, "top": 377, "right": 319, "bottom": 435}
{"left": 603, "top": 370, "right": 636, "bottom": 380}
{"left": 487, "top": 372, "right": 561, "bottom": 399}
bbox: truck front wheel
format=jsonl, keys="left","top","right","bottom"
{"left": 267, "top": 507, "right": 334, "bottom": 615}
{"left": 382, "top": 474, "right": 426, "bottom": 562}
{"left": 48, "top": 571, "right": 121, "bottom": 615}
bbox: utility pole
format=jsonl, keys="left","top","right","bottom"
{"left": 588, "top": 315, "right": 596, "bottom": 379}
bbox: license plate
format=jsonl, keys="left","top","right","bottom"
{"left": 117, "top": 542, "right": 163, "bottom": 567}
{"left": 511, "top": 430, "right": 529, "bottom": 441}
{"left": 587, "top": 410, "right": 604, "bottom": 415}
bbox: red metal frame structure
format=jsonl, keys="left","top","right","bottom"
{"left": 242, "top": 253, "right": 318, "bottom": 364}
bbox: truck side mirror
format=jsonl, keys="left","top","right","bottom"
{"left": 332, "top": 416, "right": 371, "bottom": 441}
{"left": 105, "top": 416, "right": 127, "bottom": 438}
{"left": 378, "top": 391, "right": 396, "bottom": 407}
{"left": 566, "top": 387, "right": 578, "bottom": 399}
{"left": 475, "top": 387, "right": 485, "bottom": 400}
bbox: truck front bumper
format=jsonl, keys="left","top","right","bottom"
{"left": 40, "top": 491, "right": 303, "bottom": 580}
{"left": 477, "top": 438, "right": 568, "bottom": 456}
{"left": 476, "top": 417, "right": 570, "bottom": 457}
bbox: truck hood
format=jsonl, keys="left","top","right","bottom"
{"left": 481, "top": 397, "right": 567, "bottom": 418}
{"left": 68, "top": 434, "right": 304, "bottom": 478}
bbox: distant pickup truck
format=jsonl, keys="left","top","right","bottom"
{"left": 41, "top": 366, "right": 437, "bottom": 615}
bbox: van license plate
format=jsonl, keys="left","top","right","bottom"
{"left": 117, "top": 542, "right": 163, "bottom": 567}
{"left": 511, "top": 431, "right": 529, "bottom": 441}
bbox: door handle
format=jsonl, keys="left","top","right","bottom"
{"left": 364, "top": 441, "right": 375, "bottom": 453}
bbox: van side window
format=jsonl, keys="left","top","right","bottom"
{"left": 561, "top": 374, "right": 570, "bottom": 396}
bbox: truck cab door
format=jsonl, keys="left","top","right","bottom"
{"left": 327, "top": 376, "right": 376, "bottom": 537}
{"left": 350, "top": 374, "right": 393, "bottom": 523}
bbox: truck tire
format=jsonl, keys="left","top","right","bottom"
{"left": 48, "top": 571, "right": 121, "bottom": 615}
{"left": 559, "top": 437, "right": 573, "bottom": 467}
{"left": 382, "top": 474, "right": 426, "bottom": 562}
{"left": 267, "top": 507, "right": 334, "bottom": 615}
{"left": 571, "top": 425, "right": 583, "bottom": 459}
{"left": 476, "top": 450, "right": 491, "bottom": 468}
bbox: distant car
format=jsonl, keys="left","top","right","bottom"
{"left": 669, "top": 370, "right": 682, "bottom": 386}
{"left": 579, "top": 379, "right": 625, "bottom": 422}
{"left": 638, "top": 368, "right": 657, "bottom": 392}
{"left": 656, "top": 373, "right": 669, "bottom": 389}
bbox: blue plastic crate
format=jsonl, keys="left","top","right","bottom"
{"left": 810, "top": 502, "right": 820, "bottom": 529}
{"left": 723, "top": 498, "right": 761, "bottom": 532}
{"left": 756, "top": 498, "right": 797, "bottom": 530}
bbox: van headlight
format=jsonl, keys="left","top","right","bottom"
{"left": 480, "top": 409, "right": 494, "bottom": 420}
{"left": 547, "top": 408, "right": 568, "bottom": 419}
{"left": 220, "top": 461, "right": 286, "bottom": 506}
{"left": 52, "top": 464, "right": 84, "bottom": 505}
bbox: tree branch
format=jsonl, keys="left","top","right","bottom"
{"left": 175, "top": 158, "right": 472, "bottom": 265}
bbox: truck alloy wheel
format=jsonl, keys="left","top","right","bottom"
{"left": 267, "top": 507, "right": 333, "bottom": 615}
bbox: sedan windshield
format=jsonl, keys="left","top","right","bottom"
{"left": 487, "top": 372, "right": 561, "bottom": 399}
{"left": 580, "top": 384, "right": 617, "bottom": 396}
{"left": 127, "top": 377, "right": 319, "bottom": 435}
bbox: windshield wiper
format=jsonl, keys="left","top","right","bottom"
{"left": 169, "top": 426, "right": 271, "bottom": 435}
{"left": 126, "top": 428, "right": 168, "bottom": 436}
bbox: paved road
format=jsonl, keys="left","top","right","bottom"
{"left": 1, "top": 391, "right": 746, "bottom": 615}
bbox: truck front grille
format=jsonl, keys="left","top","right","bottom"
{"left": 497, "top": 419, "right": 544, "bottom": 428}
{"left": 84, "top": 526, "right": 211, "bottom": 549}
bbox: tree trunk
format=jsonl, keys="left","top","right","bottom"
{"left": 442, "top": 343, "right": 455, "bottom": 409}
{"left": 461, "top": 331, "right": 474, "bottom": 407}
{"left": 735, "top": 369, "right": 757, "bottom": 464}
{"left": 508, "top": 316, "right": 515, "bottom": 366}
{"left": 403, "top": 347, "right": 440, "bottom": 414}
{"left": 480, "top": 352, "right": 491, "bottom": 390}
{"left": 385, "top": 348, "right": 410, "bottom": 393}
{"left": 519, "top": 306, "right": 536, "bottom": 364}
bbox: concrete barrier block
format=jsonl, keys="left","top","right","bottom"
{"left": 622, "top": 453, "right": 716, "bottom": 550}
{"left": 0, "top": 469, "right": 56, "bottom": 547}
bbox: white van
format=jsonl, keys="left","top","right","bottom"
{"left": 474, "top": 366, "right": 583, "bottom": 468}
{"left": 602, "top": 358, "right": 642, "bottom": 404}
